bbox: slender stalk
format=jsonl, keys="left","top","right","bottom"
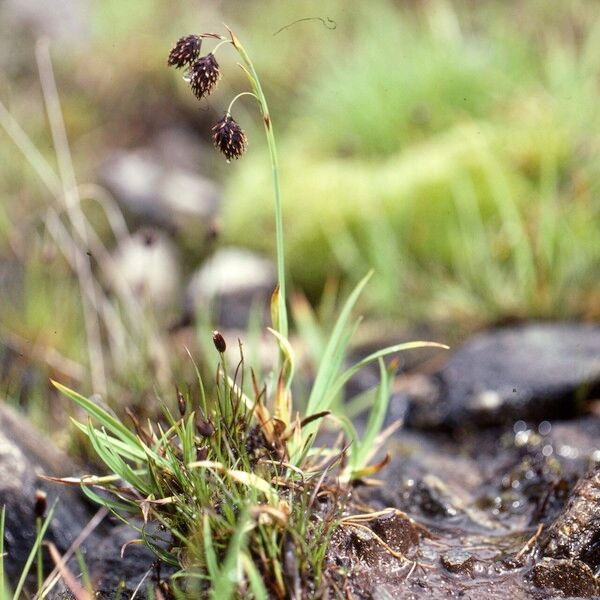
{"left": 0, "top": 506, "right": 5, "bottom": 596}
{"left": 230, "top": 32, "right": 288, "bottom": 341}
{"left": 36, "top": 517, "right": 43, "bottom": 591}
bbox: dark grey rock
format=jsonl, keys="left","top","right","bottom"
{"left": 0, "top": 402, "right": 102, "bottom": 588}
{"left": 107, "top": 227, "right": 182, "bottom": 319}
{"left": 100, "top": 149, "right": 220, "bottom": 246}
{"left": 46, "top": 523, "right": 168, "bottom": 599}
{"left": 541, "top": 466, "right": 600, "bottom": 571}
{"left": 405, "top": 323, "right": 600, "bottom": 430}
{"left": 1, "top": 0, "right": 91, "bottom": 43}
{"left": 187, "top": 247, "right": 276, "bottom": 328}
{"left": 0, "top": 402, "right": 169, "bottom": 597}
{"left": 85, "top": 524, "right": 166, "bottom": 597}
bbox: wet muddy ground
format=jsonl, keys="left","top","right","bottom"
{"left": 330, "top": 417, "right": 600, "bottom": 599}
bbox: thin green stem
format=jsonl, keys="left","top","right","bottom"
{"left": 0, "top": 506, "right": 5, "bottom": 597}
{"left": 36, "top": 517, "right": 43, "bottom": 591}
{"left": 211, "top": 40, "right": 231, "bottom": 55}
{"left": 219, "top": 351, "right": 231, "bottom": 423}
{"left": 226, "top": 92, "right": 259, "bottom": 115}
{"left": 229, "top": 32, "right": 288, "bottom": 342}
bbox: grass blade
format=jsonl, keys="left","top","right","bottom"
{"left": 13, "top": 500, "right": 58, "bottom": 600}
{"left": 305, "top": 271, "right": 373, "bottom": 417}
{"left": 211, "top": 510, "right": 250, "bottom": 599}
{"left": 0, "top": 506, "right": 6, "bottom": 598}
{"left": 324, "top": 340, "right": 448, "bottom": 410}
{"left": 53, "top": 380, "right": 141, "bottom": 449}
{"left": 241, "top": 553, "right": 268, "bottom": 600}
{"left": 350, "top": 358, "right": 393, "bottom": 473}
{"left": 203, "top": 514, "right": 218, "bottom": 581}
{"left": 70, "top": 419, "right": 146, "bottom": 462}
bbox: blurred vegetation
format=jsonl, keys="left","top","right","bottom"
{"left": 224, "top": 0, "right": 600, "bottom": 325}
{"left": 0, "top": 0, "right": 599, "bottom": 435}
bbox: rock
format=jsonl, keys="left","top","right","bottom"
{"left": 366, "top": 510, "right": 422, "bottom": 556}
{"left": 405, "top": 323, "right": 600, "bottom": 430}
{"left": 151, "top": 127, "right": 209, "bottom": 173}
{"left": 1, "top": 0, "right": 91, "bottom": 43}
{"left": 47, "top": 524, "right": 163, "bottom": 599}
{"left": 347, "top": 526, "right": 390, "bottom": 566}
{"left": 541, "top": 466, "right": 600, "bottom": 571}
{"left": 100, "top": 149, "right": 220, "bottom": 257}
{"left": 440, "top": 549, "right": 475, "bottom": 574}
{"left": 106, "top": 227, "right": 182, "bottom": 319}
{"left": 186, "top": 247, "right": 276, "bottom": 328}
{"left": 84, "top": 524, "right": 167, "bottom": 597}
{"left": 332, "top": 510, "right": 422, "bottom": 570}
{"left": 0, "top": 401, "right": 104, "bottom": 588}
{"left": 48, "top": 524, "right": 171, "bottom": 600}
{"left": 0, "top": 402, "right": 169, "bottom": 598}
{"left": 530, "top": 558, "right": 598, "bottom": 597}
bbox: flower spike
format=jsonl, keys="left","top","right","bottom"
{"left": 168, "top": 35, "right": 202, "bottom": 68}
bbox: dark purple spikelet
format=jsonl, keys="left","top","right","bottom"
{"left": 212, "top": 114, "right": 248, "bottom": 160}
{"left": 212, "top": 330, "right": 227, "bottom": 353}
{"left": 190, "top": 53, "right": 221, "bottom": 99}
{"left": 168, "top": 35, "right": 202, "bottom": 68}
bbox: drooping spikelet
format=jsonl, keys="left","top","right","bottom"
{"left": 167, "top": 35, "right": 202, "bottom": 68}
{"left": 212, "top": 114, "right": 247, "bottom": 160}
{"left": 190, "top": 53, "right": 221, "bottom": 99}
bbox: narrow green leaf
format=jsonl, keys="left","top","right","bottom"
{"left": 53, "top": 380, "right": 141, "bottom": 449}
{"left": 211, "top": 510, "right": 250, "bottom": 599}
{"left": 297, "top": 315, "right": 362, "bottom": 460}
{"left": 324, "top": 341, "right": 448, "bottom": 410}
{"left": 266, "top": 327, "right": 295, "bottom": 390}
{"left": 75, "top": 548, "right": 93, "bottom": 596}
{"left": 306, "top": 271, "right": 373, "bottom": 417}
{"left": 0, "top": 505, "right": 5, "bottom": 597}
{"left": 80, "top": 482, "right": 138, "bottom": 513}
{"left": 351, "top": 358, "right": 392, "bottom": 471}
{"left": 70, "top": 419, "right": 146, "bottom": 462}
{"left": 183, "top": 414, "right": 196, "bottom": 465}
{"left": 87, "top": 424, "right": 151, "bottom": 495}
{"left": 13, "top": 500, "right": 58, "bottom": 600}
{"left": 203, "top": 514, "right": 218, "bottom": 581}
{"left": 291, "top": 292, "right": 326, "bottom": 365}
{"left": 241, "top": 553, "right": 268, "bottom": 600}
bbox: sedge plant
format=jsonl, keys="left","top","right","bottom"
{"left": 52, "top": 28, "right": 447, "bottom": 597}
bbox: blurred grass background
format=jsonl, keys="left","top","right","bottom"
{"left": 1, "top": 0, "right": 599, "bottom": 436}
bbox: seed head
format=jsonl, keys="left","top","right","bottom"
{"left": 190, "top": 54, "right": 221, "bottom": 99}
{"left": 196, "top": 418, "right": 214, "bottom": 438}
{"left": 212, "top": 114, "right": 247, "bottom": 161}
{"left": 34, "top": 489, "right": 47, "bottom": 519}
{"left": 212, "top": 330, "right": 227, "bottom": 353}
{"left": 177, "top": 389, "right": 186, "bottom": 417}
{"left": 168, "top": 35, "right": 202, "bottom": 68}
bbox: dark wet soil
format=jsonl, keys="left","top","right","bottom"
{"left": 329, "top": 417, "right": 600, "bottom": 599}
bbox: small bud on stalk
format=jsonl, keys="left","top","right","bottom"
{"left": 177, "top": 389, "right": 186, "bottom": 417}
{"left": 34, "top": 489, "right": 48, "bottom": 519}
{"left": 196, "top": 418, "right": 215, "bottom": 438}
{"left": 212, "top": 330, "right": 227, "bottom": 353}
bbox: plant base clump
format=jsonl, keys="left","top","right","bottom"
{"left": 52, "top": 339, "right": 351, "bottom": 597}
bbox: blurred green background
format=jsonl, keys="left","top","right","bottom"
{"left": 1, "top": 0, "right": 599, "bottom": 436}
